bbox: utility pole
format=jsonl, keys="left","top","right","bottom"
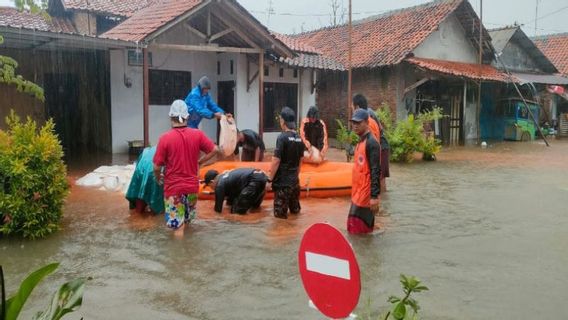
{"left": 266, "top": 0, "right": 275, "bottom": 27}
{"left": 476, "top": 0, "right": 483, "bottom": 145}
{"left": 534, "top": 0, "right": 540, "bottom": 36}
{"left": 347, "top": 0, "right": 352, "bottom": 128}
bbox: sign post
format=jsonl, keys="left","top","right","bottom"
{"left": 298, "top": 223, "right": 361, "bottom": 319}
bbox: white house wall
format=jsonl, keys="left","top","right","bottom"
{"left": 110, "top": 49, "right": 217, "bottom": 153}
{"left": 413, "top": 14, "right": 478, "bottom": 64}
{"left": 111, "top": 48, "right": 315, "bottom": 152}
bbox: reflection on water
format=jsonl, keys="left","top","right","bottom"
{"left": 2, "top": 140, "right": 568, "bottom": 319}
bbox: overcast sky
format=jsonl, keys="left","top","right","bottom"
{"left": 1, "top": 0, "right": 567, "bottom": 37}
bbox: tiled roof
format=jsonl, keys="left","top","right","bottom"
{"left": 0, "top": 6, "right": 76, "bottom": 33}
{"left": 533, "top": 33, "right": 568, "bottom": 75}
{"left": 272, "top": 32, "right": 320, "bottom": 54}
{"left": 62, "top": 0, "right": 158, "bottom": 17}
{"left": 291, "top": 0, "right": 464, "bottom": 68}
{"left": 406, "top": 57, "right": 511, "bottom": 82}
{"left": 280, "top": 53, "right": 345, "bottom": 71}
{"left": 102, "top": 0, "right": 203, "bottom": 42}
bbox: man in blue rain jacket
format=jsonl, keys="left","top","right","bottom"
{"left": 184, "top": 76, "right": 226, "bottom": 129}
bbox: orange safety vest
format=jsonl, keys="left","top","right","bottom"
{"left": 352, "top": 135, "right": 371, "bottom": 208}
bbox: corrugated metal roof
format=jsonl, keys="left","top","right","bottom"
{"left": 490, "top": 26, "right": 558, "bottom": 74}
{"left": 512, "top": 72, "right": 568, "bottom": 85}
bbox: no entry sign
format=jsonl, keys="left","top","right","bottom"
{"left": 298, "top": 223, "right": 361, "bottom": 319}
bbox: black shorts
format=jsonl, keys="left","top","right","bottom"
{"left": 273, "top": 185, "right": 301, "bottom": 218}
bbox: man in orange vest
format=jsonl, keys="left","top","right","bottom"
{"left": 348, "top": 109, "right": 381, "bottom": 234}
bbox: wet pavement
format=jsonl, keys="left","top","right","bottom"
{"left": 2, "top": 140, "right": 568, "bottom": 319}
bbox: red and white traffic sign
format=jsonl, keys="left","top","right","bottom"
{"left": 298, "top": 223, "right": 361, "bottom": 319}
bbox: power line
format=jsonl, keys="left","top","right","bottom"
{"left": 522, "top": 4, "right": 568, "bottom": 25}
{"left": 249, "top": 9, "right": 388, "bottom": 17}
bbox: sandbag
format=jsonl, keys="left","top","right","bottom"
{"left": 219, "top": 115, "right": 237, "bottom": 157}
{"left": 303, "top": 146, "right": 323, "bottom": 164}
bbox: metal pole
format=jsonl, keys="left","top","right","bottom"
{"left": 476, "top": 0, "right": 483, "bottom": 145}
{"left": 347, "top": 0, "right": 353, "bottom": 128}
{"left": 259, "top": 51, "right": 265, "bottom": 138}
{"left": 143, "top": 48, "right": 150, "bottom": 147}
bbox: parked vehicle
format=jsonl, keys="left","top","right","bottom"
{"left": 497, "top": 98, "right": 540, "bottom": 141}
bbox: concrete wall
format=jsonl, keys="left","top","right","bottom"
{"left": 492, "top": 41, "right": 542, "bottom": 73}
{"left": 110, "top": 48, "right": 314, "bottom": 152}
{"left": 413, "top": 14, "right": 478, "bottom": 64}
{"left": 110, "top": 49, "right": 217, "bottom": 153}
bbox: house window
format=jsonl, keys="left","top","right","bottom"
{"left": 293, "top": 69, "right": 298, "bottom": 78}
{"left": 128, "top": 50, "right": 152, "bottom": 66}
{"left": 279, "top": 68, "right": 284, "bottom": 78}
{"left": 149, "top": 70, "right": 191, "bottom": 105}
{"left": 263, "top": 82, "right": 298, "bottom": 132}
{"left": 264, "top": 66, "right": 269, "bottom": 77}
{"left": 230, "top": 60, "right": 234, "bottom": 74}
{"left": 217, "top": 61, "right": 221, "bottom": 75}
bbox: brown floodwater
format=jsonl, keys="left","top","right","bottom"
{"left": 2, "top": 140, "right": 568, "bottom": 319}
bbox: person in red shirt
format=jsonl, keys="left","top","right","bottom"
{"left": 153, "top": 100, "right": 219, "bottom": 230}
{"left": 348, "top": 109, "right": 381, "bottom": 234}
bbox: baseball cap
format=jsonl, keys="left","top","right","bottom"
{"left": 351, "top": 108, "right": 369, "bottom": 123}
{"left": 280, "top": 106, "right": 297, "bottom": 129}
{"left": 169, "top": 100, "right": 189, "bottom": 123}
{"left": 203, "top": 170, "right": 219, "bottom": 185}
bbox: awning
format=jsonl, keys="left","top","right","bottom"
{"left": 512, "top": 72, "right": 568, "bottom": 85}
{"left": 406, "top": 57, "right": 512, "bottom": 82}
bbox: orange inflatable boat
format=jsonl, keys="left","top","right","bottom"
{"left": 198, "top": 161, "right": 353, "bottom": 199}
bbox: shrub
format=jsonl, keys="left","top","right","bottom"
{"left": 335, "top": 119, "right": 359, "bottom": 162}
{"left": 0, "top": 111, "right": 69, "bottom": 239}
{"left": 375, "top": 105, "right": 443, "bottom": 163}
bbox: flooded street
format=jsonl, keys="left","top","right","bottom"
{"left": 2, "top": 140, "right": 568, "bottom": 319}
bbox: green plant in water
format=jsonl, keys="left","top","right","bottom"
{"left": 1, "top": 263, "right": 85, "bottom": 320}
{"left": 0, "top": 111, "right": 69, "bottom": 239}
{"left": 375, "top": 105, "right": 443, "bottom": 163}
{"left": 335, "top": 119, "right": 359, "bottom": 162}
{"left": 360, "top": 274, "right": 429, "bottom": 320}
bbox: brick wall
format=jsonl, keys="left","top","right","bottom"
{"left": 316, "top": 66, "right": 401, "bottom": 138}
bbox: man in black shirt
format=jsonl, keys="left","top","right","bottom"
{"left": 268, "top": 107, "right": 304, "bottom": 219}
{"left": 204, "top": 168, "right": 268, "bottom": 214}
{"left": 234, "top": 129, "right": 265, "bottom": 162}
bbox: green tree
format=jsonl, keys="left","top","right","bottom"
{"left": 0, "top": 0, "right": 46, "bottom": 101}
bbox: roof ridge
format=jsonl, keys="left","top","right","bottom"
{"left": 488, "top": 25, "right": 520, "bottom": 32}
{"left": 532, "top": 32, "right": 568, "bottom": 40}
{"left": 289, "top": 0, "right": 461, "bottom": 37}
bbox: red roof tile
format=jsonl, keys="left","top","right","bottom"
{"left": 101, "top": 0, "right": 203, "bottom": 42}
{"left": 62, "top": 0, "right": 158, "bottom": 18}
{"left": 280, "top": 53, "right": 345, "bottom": 71}
{"left": 291, "top": 0, "right": 464, "bottom": 68}
{"left": 406, "top": 57, "right": 511, "bottom": 82}
{"left": 272, "top": 32, "right": 320, "bottom": 54}
{"left": 533, "top": 33, "right": 568, "bottom": 76}
{"left": 0, "top": 7, "right": 76, "bottom": 33}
